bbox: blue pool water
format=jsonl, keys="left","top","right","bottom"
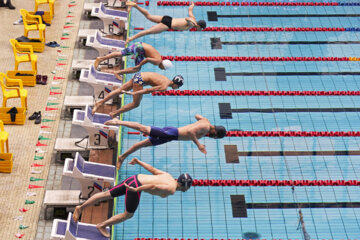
{"left": 114, "top": 1, "right": 360, "bottom": 239}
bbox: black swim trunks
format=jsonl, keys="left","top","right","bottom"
{"left": 161, "top": 15, "right": 172, "bottom": 29}
{"left": 109, "top": 175, "right": 142, "bottom": 213}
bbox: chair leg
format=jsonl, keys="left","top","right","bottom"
{"left": 15, "top": 62, "right": 19, "bottom": 71}
{"left": 32, "top": 61, "right": 37, "bottom": 72}
{"left": 2, "top": 98, "right": 7, "bottom": 107}
{"left": 0, "top": 140, "right": 4, "bottom": 153}
{"left": 24, "top": 29, "right": 28, "bottom": 37}
{"left": 5, "top": 139, "right": 8, "bottom": 153}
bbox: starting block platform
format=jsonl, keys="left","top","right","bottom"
{"left": 72, "top": 105, "right": 118, "bottom": 149}
{"left": 86, "top": 30, "right": 125, "bottom": 57}
{"left": 64, "top": 96, "right": 94, "bottom": 113}
{"left": 54, "top": 138, "right": 89, "bottom": 162}
{"left": 63, "top": 152, "right": 115, "bottom": 199}
{"left": 83, "top": 0, "right": 126, "bottom": 15}
{"left": 79, "top": 65, "right": 122, "bottom": 102}
{"left": 43, "top": 190, "right": 83, "bottom": 220}
{"left": 51, "top": 213, "right": 110, "bottom": 240}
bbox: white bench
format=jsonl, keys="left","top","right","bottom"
{"left": 51, "top": 212, "right": 110, "bottom": 240}
{"left": 72, "top": 105, "right": 118, "bottom": 149}
{"left": 43, "top": 190, "right": 82, "bottom": 220}
{"left": 79, "top": 65, "right": 122, "bottom": 102}
{"left": 91, "top": 2, "right": 128, "bottom": 34}
{"left": 63, "top": 152, "right": 115, "bottom": 199}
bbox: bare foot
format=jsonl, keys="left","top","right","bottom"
{"left": 92, "top": 102, "right": 102, "bottom": 114}
{"left": 126, "top": 1, "right": 137, "bottom": 7}
{"left": 96, "top": 224, "right": 110, "bottom": 238}
{"left": 73, "top": 206, "right": 82, "bottom": 222}
{"left": 109, "top": 111, "right": 117, "bottom": 118}
{"left": 94, "top": 57, "right": 102, "bottom": 69}
{"left": 104, "top": 119, "right": 122, "bottom": 126}
{"left": 117, "top": 155, "right": 126, "bottom": 170}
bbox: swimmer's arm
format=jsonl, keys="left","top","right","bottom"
{"left": 126, "top": 184, "right": 172, "bottom": 194}
{"left": 187, "top": 124, "right": 207, "bottom": 154}
{"left": 136, "top": 158, "right": 165, "bottom": 175}
{"left": 132, "top": 86, "right": 164, "bottom": 95}
{"left": 188, "top": 1, "right": 195, "bottom": 18}
{"left": 195, "top": 114, "right": 210, "bottom": 123}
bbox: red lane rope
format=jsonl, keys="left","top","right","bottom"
{"left": 157, "top": 1, "right": 340, "bottom": 6}
{"left": 225, "top": 131, "right": 360, "bottom": 137}
{"left": 127, "top": 131, "right": 360, "bottom": 137}
{"left": 152, "top": 90, "right": 360, "bottom": 96}
{"left": 161, "top": 56, "right": 352, "bottom": 61}
{"left": 132, "top": 27, "right": 347, "bottom": 32}
{"left": 192, "top": 179, "right": 360, "bottom": 186}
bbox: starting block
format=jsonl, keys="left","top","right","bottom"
{"left": 91, "top": 3, "right": 128, "bottom": 34}
{"left": 72, "top": 105, "right": 118, "bottom": 149}
{"left": 0, "top": 153, "right": 13, "bottom": 173}
{"left": 86, "top": 30, "right": 125, "bottom": 59}
{"left": 64, "top": 96, "right": 94, "bottom": 113}
{"left": 54, "top": 138, "right": 89, "bottom": 162}
{"left": 51, "top": 213, "right": 110, "bottom": 240}
{"left": 63, "top": 152, "right": 115, "bottom": 199}
{"left": 71, "top": 59, "right": 94, "bottom": 79}
{"left": 84, "top": 0, "right": 126, "bottom": 15}
{"left": 43, "top": 190, "right": 83, "bottom": 220}
{"left": 79, "top": 65, "right": 122, "bottom": 103}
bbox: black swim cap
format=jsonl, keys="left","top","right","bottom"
{"left": 177, "top": 173, "right": 193, "bottom": 188}
{"left": 197, "top": 20, "right": 206, "bottom": 29}
{"left": 172, "top": 75, "right": 184, "bottom": 87}
{"left": 214, "top": 125, "right": 227, "bottom": 138}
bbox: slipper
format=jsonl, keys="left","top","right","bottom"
{"left": 45, "top": 41, "right": 60, "bottom": 48}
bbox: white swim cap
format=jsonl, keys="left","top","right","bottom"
{"left": 161, "top": 59, "right": 173, "bottom": 70}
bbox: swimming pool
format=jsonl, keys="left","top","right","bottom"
{"left": 114, "top": 1, "right": 360, "bottom": 239}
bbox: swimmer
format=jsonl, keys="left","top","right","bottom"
{"left": 94, "top": 42, "right": 173, "bottom": 74}
{"left": 125, "top": 1, "right": 206, "bottom": 45}
{"left": 73, "top": 157, "right": 193, "bottom": 238}
{"left": 105, "top": 114, "right": 227, "bottom": 169}
{"left": 92, "top": 72, "right": 184, "bottom": 117}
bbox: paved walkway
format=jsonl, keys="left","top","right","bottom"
{"left": 0, "top": 0, "right": 84, "bottom": 239}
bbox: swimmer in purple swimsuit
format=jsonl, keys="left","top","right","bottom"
{"left": 105, "top": 114, "right": 227, "bottom": 169}
{"left": 92, "top": 72, "right": 184, "bottom": 118}
{"left": 125, "top": 1, "right": 206, "bottom": 45}
{"left": 73, "top": 157, "right": 193, "bottom": 238}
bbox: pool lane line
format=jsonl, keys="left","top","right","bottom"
{"left": 125, "top": 131, "right": 360, "bottom": 137}
{"left": 219, "top": 103, "right": 360, "bottom": 119}
{"left": 152, "top": 90, "right": 360, "bottom": 96}
{"left": 192, "top": 179, "right": 360, "bottom": 186}
{"left": 210, "top": 38, "right": 360, "bottom": 49}
{"left": 208, "top": 11, "right": 360, "bottom": 21}
{"left": 162, "top": 56, "right": 359, "bottom": 61}
{"left": 158, "top": 1, "right": 356, "bottom": 6}
{"left": 224, "top": 145, "right": 360, "bottom": 163}
{"left": 135, "top": 27, "right": 360, "bottom": 32}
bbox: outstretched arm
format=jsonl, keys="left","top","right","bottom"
{"left": 129, "top": 157, "right": 164, "bottom": 175}
{"left": 125, "top": 183, "right": 173, "bottom": 195}
{"left": 188, "top": 1, "right": 195, "bottom": 18}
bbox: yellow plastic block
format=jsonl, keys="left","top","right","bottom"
{"left": 0, "top": 153, "right": 13, "bottom": 173}
{"left": 6, "top": 70, "right": 36, "bottom": 87}
{"left": 0, "top": 107, "right": 26, "bottom": 125}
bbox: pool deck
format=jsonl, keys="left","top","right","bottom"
{"left": 0, "top": 0, "right": 86, "bottom": 239}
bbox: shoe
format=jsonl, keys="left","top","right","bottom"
{"left": 45, "top": 41, "right": 60, "bottom": 48}
{"left": 36, "top": 75, "right": 42, "bottom": 84}
{"left": 35, "top": 111, "right": 42, "bottom": 124}
{"left": 13, "top": 16, "right": 23, "bottom": 25}
{"left": 40, "top": 75, "right": 48, "bottom": 85}
{"left": 5, "top": 0, "right": 15, "bottom": 9}
{"left": 28, "top": 111, "right": 40, "bottom": 120}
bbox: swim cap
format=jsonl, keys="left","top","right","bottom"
{"left": 197, "top": 20, "right": 206, "bottom": 29}
{"left": 172, "top": 75, "right": 184, "bottom": 87}
{"left": 161, "top": 59, "right": 173, "bottom": 70}
{"left": 214, "top": 125, "right": 227, "bottom": 138}
{"left": 177, "top": 173, "right": 193, "bottom": 188}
